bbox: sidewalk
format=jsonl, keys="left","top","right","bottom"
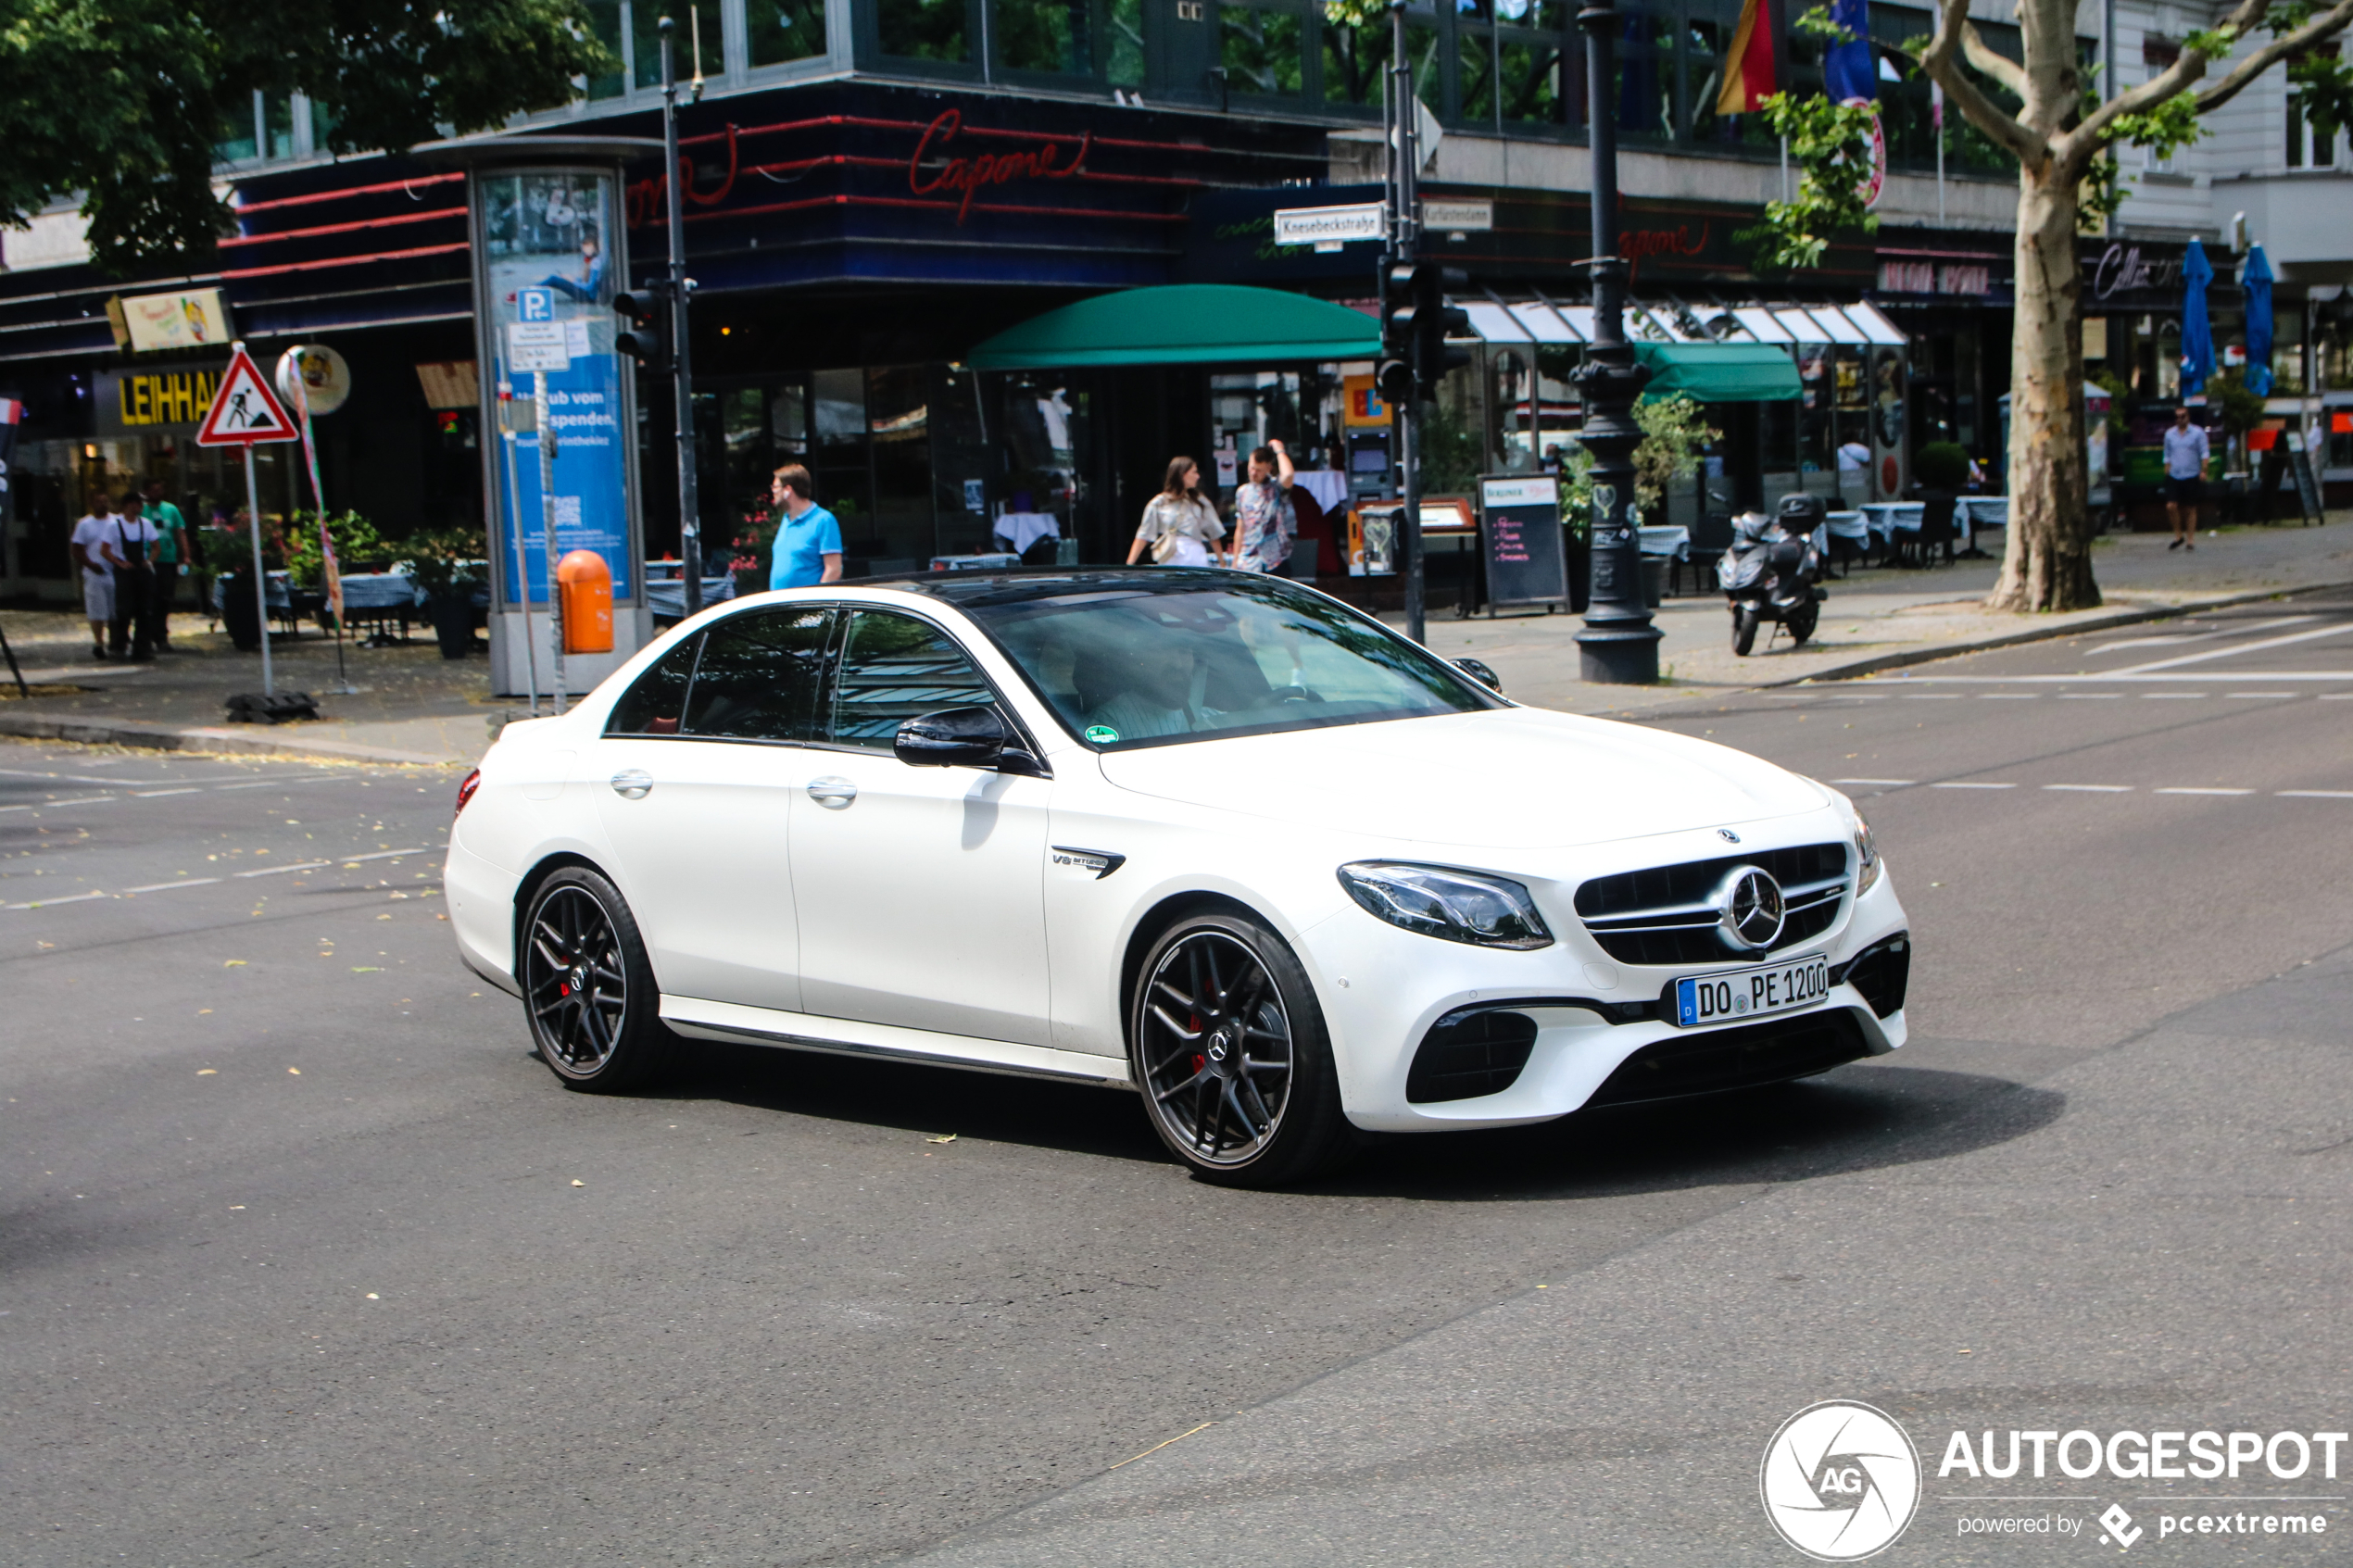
{"left": 4, "top": 521, "right": 2347, "bottom": 764}
{"left": 1407, "top": 520, "right": 2353, "bottom": 719}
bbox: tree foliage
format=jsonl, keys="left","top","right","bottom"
{"left": 0, "top": 0, "right": 610, "bottom": 270}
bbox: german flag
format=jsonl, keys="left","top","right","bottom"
{"left": 1715, "top": 0, "right": 1780, "bottom": 115}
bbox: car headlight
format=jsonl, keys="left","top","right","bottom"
{"left": 1854, "top": 813, "right": 1882, "bottom": 895}
{"left": 1337, "top": 862, "right": 1553, "bottom": 950}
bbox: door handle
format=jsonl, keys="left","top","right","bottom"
{"left": 806, "top": 775, "right": 858, "bottom": 809}
{"left": 610, "top": 769, "right": 654, "bottom": 800}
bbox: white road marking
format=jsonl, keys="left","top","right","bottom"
{"left": 232, "top": 861, "right": 334, "bottom": 879}
{"left": 1980, "top": 693, "right": 2039, "bottom": 698}
{"left": 2227, "top": 693, "right": 2296, "bottom": 699}
{"left": 2142, "top": 692, "right": 2206, "bottom": 698}
{"left": 44, "top": 796, "right": 119, "bottom": 807}
{"left": 1931, "top": 782, "right": 2017, "bottom": 789}
{"left": 122, "top": 878, "right": 223, "bottom": 893}
{"left": 339, "top": 847, "right": 437, "bottom": 862}
{"left": 2155, "top": 787, "right": 2255, "bottom": 796}
{"left": 209, "top": 776, "right": 337, "bottom": 791}
{"left": 2279, "top": 790, "right": 2353, "bottom": 798}
{"left": 2086, "top": 616, "right": 2316, "bottom": 656}
{"left": 2045, "top": 784, "right": 2133, "bottom": 792}
{"left": 5, "top": 890, "right": 109, "bottom": 909}
{"left": 1832, "top": 778, "right": 1915, "bottom": 786}
{"left": 2058, "top": 693, "right": 2122, "bottom": 698}
{"left": 2108, "top": 621, "right": 2353, "bottom": 674}
{"left": 1903, "top": 694, "right": 1963, "bottom": 699}
{"left": 131, "top": 787, "right": 202, "bottom": 797}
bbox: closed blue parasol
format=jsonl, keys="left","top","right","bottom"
{"left": 2180, "top": 238, "right": 2215, "bottom": 395}
{"left": 2242, "top": 243, "right": 2275, "bottom": 396}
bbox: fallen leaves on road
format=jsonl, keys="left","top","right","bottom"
{"left": 223, "top": 960, "right": 246, "bottom": 967}
{"left": 351, "top": 966, "right": 383, "bottom": 972}
{"left": 925, "top": 1134, "right": 958, "bottom": 1145}
{"left": 570, "top": 1179, "right": 585, "bottom": 1187}
{"left": 286, "top": 1068, "right": 301, "bottom": 1075}
{"left": 196, "top": 1069, "right": 217, "bottom": 1076}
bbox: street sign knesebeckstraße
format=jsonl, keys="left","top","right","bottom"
{"left": 194, "top": 345, "right": 299, "bottom": 447}
{"left": 1273, "top": 203, "right": 1388, "bottom": 247}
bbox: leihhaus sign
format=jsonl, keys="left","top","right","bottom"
{"left": 94, "top": 361, "right": 227, "bottom": 437}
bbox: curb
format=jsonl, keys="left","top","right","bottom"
{"left": 1765, "top": 580, "right": 2353, "bottom": 687}
{"left": 0, "top": 711, "right": 460, "bottom": 767}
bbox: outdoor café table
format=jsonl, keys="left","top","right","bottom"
{"left": 335, "top": 571, "right": 424, "bottom": 646}
{"left": 1824, "top": 510, "right": 1871, "bottom": 574}
{"left": 1637, "top": 524, "right": 1691, "bottom": 594}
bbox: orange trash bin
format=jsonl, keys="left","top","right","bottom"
{"left": 555, "top": 549, "right": 613, "bottom": 654}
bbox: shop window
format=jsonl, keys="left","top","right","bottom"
{"left": 997, "top": 0, "right": 1094, "bottom": 75}
{"left": 1610, "top": 2, "right": 1676, "bottom": 141}
{"left": 929, "top": 366, "right": 995, "bottom": 558}
{"left": 811, "top": 368, "right": 871, "bottom": 551}
{"left": 1000, "top": 372, "right": 1085, "bottom": 549}
{"left": 585, "top": 0, "right": 627, "bottom": 97}
{"left": 1684, "top": 0, "right": 1782, "bottom": 151}
{"left": 1461, "top": 22, "right": 1572, "bottom": 128}
{"left": 1323, "top": 12, "right": 1438, "bottom": 107}
{"left": 264, "top": 94, "right": 296, "bottom": 160}
{"left": 636, "top": 0, "right": 720, "bottom": 89}
{"left": 1221, "top": 4, "right": 1306, "bottom": 99}
{"left": 749, "top": 0, "right": 828, "bottom": 67}
{"left": 1108, "top": 0, "right": 1145, "bottom": 85}
{"left": 880, "top": 0, "right": 970, "bottom": 61}
{"left": 215, "top": 94, "right": 259, "bottom": 164}
{"left": 308, "top": 96, "right": 340, "bottom": 152}
{"left": 868, "top": 365, "right": 934, "bottom": 570}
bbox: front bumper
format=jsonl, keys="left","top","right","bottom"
{"left": 1299, "top": 863, "right": 1910, "bottom": 1134}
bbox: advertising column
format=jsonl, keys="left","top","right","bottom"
{"left": 470, "top": 163, "right": 646, "bottom": 698}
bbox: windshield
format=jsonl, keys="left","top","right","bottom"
{"left": 957, "top": 576, "right": 1502, "bottom": 749}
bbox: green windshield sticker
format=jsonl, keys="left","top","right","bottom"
{"left": 1084, "top": 724, "right": 1120, "bottom": 745}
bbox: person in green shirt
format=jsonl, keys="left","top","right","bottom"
{"left": 141, "top": 481, "right": 189, "bottom": 650}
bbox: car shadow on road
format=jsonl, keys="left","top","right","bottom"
{"left": 658, "top": 1040, "right": 2061, "bottom": 1200}
{"left": 1327, "top": 1060, "right": 2064, "bottom": 1200}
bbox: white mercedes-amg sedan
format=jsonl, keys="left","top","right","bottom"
{"left": 447, "top": 568, "right": 1910, "bottom": 1186}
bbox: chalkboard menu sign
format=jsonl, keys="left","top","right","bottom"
{"left": 1478, "top": 475, "right": 1568, "bottom": 609}
{"left": 2289, "top": 447, "right": 2323, "bottom": 526}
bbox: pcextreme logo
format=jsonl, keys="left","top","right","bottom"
{"left": 1761, "top": 1400, "right": 1923, "bottom": 1561}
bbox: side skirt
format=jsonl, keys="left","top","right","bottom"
{"left": 660, "top": 995, "right": 1137, "bottom": 1090}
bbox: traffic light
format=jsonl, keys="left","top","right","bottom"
{"left": 1379, "top": 261, "right": 1418, "bottom": 363}
{"left": 1410, "top": 263, "right": 1472, "bottom": 396}
{"left": 1376, "top": 358, "right": 1416, "bottom": 409}
{"left": 613, "top": 288, "right": 670, "bottom": 373}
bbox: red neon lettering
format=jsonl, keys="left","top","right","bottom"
{"left": 909, "top": 109, "right": 1089, "bottom": 224}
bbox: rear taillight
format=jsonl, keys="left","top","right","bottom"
{"left": 454, "top": 768, "right": 482, "bottom": 819}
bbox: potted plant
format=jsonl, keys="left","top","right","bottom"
{"left": 400, "top": 528, "right": 487, "bottom": 659}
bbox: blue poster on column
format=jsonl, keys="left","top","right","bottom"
{"left": 481, "top": 170, "right": 635, "bottom": 607}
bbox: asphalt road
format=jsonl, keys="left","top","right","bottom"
{"left": 6, "top": 595, "right": 2350, "bottom": 1567}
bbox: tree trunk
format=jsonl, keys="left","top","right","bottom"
{"left": 1987, "top": 162, "right": 2101, "bottom": 613}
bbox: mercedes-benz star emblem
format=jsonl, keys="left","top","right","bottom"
{"left": 1715, "top": 866, "right": 1786, "bottom": 952}
{"left": 1718, "top": 828, "right": 1742, "bottom": 843}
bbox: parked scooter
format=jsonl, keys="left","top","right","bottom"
{"left": 1718, "top": 494, "right": 1829, "bottom": 656}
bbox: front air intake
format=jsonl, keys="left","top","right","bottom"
{"left": 1406, "top": 1009, "right": 1540, "bottom": 1103}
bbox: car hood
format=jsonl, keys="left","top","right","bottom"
{"left": 1094, "top": 709, "right": 1830, "bottom": 850}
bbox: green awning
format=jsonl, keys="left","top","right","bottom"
{"left": 964, "top": 284, "right": 1382, "bottom": 371}
{"left": 1635, "top": 341, "right": 1802, "bottom": 403}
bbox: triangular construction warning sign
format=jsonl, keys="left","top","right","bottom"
{"left": 195, "top": 344, "right": 300, "bottom": 446}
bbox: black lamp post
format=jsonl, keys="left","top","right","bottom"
{"left": 660, "top": 16, "right": 703, "bottom": 618}
{"left": 1571, "top": 0, "right": 1662, "bottom": 684}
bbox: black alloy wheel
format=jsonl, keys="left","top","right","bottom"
{"left": 1131, "top": 910, "right": 1352, "bottom": 1186}
{"left": 521, "top": 866, "right": 676, "bottom": 1091}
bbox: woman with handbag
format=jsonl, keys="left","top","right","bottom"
{"left": 1126, "top": 457, "right": 1226, "bottom": 567}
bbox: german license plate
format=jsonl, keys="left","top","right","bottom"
{"left": 1674, "top": 953, "right": 1831, "bottom": 1028}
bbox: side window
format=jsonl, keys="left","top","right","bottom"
{"left": 605, "top": 635, "right": 702, "bottom": 735}
{"left": 825, "top": 610, "right": 998, "bottom": 751}
{"left": 681, "top": 608, "right": 836, "bottom": 743}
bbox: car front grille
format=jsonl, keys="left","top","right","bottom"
{"left": 1585, "top": 1008, "right": 1869, "bottom": 1108}
{"left": 1573, "top": 842, "right": 1849, "bottom": 966}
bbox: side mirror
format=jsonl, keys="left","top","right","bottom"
{"left": 1453, "top": 657, "right": 1504, "bottom": 696}
{"left": 895, "top": 706, "right": 1011, "bottom": 768}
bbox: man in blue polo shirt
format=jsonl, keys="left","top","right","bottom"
{"left": 768, "top": 463, "right": 843, "bottom": 590}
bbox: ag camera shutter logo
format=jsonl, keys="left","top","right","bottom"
{"left": 1761, "top": 1400, "right": 1922, "bottom": 1560}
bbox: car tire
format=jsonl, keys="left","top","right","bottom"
{"left": 519, "top": 865, "right": 679, "bottom": 1093}
{"left": 1129, "top": 909, "right": 1353, "bottom": 1188}
{"left": 1732, "top": 605, "right": 1760, "bottom": 656}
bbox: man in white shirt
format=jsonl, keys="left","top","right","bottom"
{"left": 68, "top": 495, "right": 119, "bottom": 659}
{"left": 2162, "top": 406, "right": 2210, "bottom": 550}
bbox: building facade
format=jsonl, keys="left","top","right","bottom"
{"left": 2, "top": 0, "right": 2095, "bottom": 608}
